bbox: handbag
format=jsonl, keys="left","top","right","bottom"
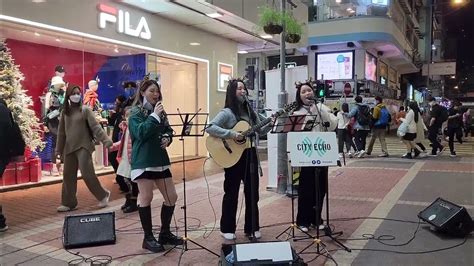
{"left": 397, "top": 121, "right": 408, "bottom": 137}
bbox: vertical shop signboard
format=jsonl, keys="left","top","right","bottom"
{"left": 218, "top": 62, "right": 233, "bottom": 92}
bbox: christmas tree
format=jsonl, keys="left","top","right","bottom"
{"left": 0, "top": 40, "right": 44, "bottom": 152}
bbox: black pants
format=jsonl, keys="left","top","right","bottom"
{"left": 337, "top": 129, "right": 352, "bottom": 153}
{"left": 428, "top": 126, "right": 442, "bottom": 155}
{"left": 296, "top": 166, "right": 328, "bottom": 227}
{"left": 0, "top": 157, "right": 9, "bottom": 177}
{"left": 447, "top": 127, "right": 463, "bottom": 153}
{"left": 354, "top": 129, "right": 369, "bottom": 151}
{"left": 221, "top": 148, "right": 259, "bottom": 234}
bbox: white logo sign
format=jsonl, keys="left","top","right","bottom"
{"left": 98, "top": 4, "right": 151, "bottom": 40}
{"left": 287, "top": 132, "right": 339, "bottom": 167}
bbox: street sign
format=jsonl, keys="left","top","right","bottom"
{"left": 422, "top": 62, "right": 456, "bottom": 76}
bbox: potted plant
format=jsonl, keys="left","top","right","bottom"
{"left": 258, "top": 6, "right": 283, "bottom": 35}
{"left": 284, "top": 13, "right": 303, "bottom": 43}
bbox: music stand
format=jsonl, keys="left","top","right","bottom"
{"left": 273, "top": 114, "right": 318, "bottom": 241}
{"left": 164, "top": 109, "right": 219, "bottom": 257}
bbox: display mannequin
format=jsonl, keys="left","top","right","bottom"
{"left": 84, "top": 79, "right": 101, "bottom": 111}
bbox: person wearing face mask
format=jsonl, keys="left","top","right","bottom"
{"left": 291, "top": 81, "right": 337, "bottom": 232}
{"left": 427, "top": 96, "right": 445, "bottom": 156}
{"left": 128, "top": 78, "right": 183, "bottom": 253}
{"left": 55, "top": 84, "right": 113, "bottom": 212}
{"left": 205, "top": 79, "right": 272, "bottom": 241}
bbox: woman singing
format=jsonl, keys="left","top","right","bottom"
{"left": 206, "top": 79, "right": 272, "bottom": 240}
{"left": 292, "top": 81, "right": 337, "bottom": 232}
{"left": 129, "top": 79, "right": 183, "bottom": 253}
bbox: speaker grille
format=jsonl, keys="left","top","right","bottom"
{"left": 63, "top": 212, "right": 116, "bottom": 249}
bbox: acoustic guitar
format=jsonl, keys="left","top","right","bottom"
{"left": 206, "top": 102, "right": 297, "bottom": 168}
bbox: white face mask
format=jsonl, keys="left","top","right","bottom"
{"left": 69, "top": 94, "right": 81, "bottom": 103}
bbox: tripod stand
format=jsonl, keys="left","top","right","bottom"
{"left": 164, "top": 109, "right": 218, "bottom": 257}
{"left": 273, "top": 114, "right": 318, "bottom": 241}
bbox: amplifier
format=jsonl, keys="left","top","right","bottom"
{"left": 63, "top": 212, "right": 116, "bottom": 249}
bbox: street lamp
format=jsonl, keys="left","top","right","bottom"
{"left": 453, "top": 0, "right": 464, "bottom": 4}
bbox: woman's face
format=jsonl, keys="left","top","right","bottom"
{"left": 71, "top": 87, "right": 81, "bottom": 96}
{"left": 235, "top": 82, "right": 246, "bottom": 98}
{"left": 141, "top": 83, "right": 160, "bottom": 106}
{"left": 300, "top": 85, "right": 314, "bottom": 105}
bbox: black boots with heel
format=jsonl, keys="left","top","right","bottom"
{"left": 158, "top": 204, "right": 184, "bottom": 246}
{"left": 138, "top": 206, "right": 165, "bottom": 253}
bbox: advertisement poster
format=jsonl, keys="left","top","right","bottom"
{"left": 218, "top": 62, "right": 233, "bottom": 92}
{"left": 379, "top": 61, "right": 388, "bottom": 85}
{"left": 316, "top": 52, "right": 353, "bottom": 80}
{"left": 365, "top": 53, "right": 377, "bottom": 81}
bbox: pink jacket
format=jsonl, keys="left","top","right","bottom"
{"left": 110, "top": 122, "right": 132, "bottom": 163}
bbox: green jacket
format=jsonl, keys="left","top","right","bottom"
{"left": 128, "top": 106, "right": 173, "bottom": 170}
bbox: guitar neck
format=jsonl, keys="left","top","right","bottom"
{"left": 243, "top": 117, "right": 271, "bottom": 136}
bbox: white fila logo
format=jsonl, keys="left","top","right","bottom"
{"left": 98, "top": 4, "right": 151, "bottom": 40}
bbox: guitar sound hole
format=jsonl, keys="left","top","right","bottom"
{"left": 234, "top": 138, "right": 246, "bottom": 145}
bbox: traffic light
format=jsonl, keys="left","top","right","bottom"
{"left": 316, "top": 83, "right": 326, "bottom": 97}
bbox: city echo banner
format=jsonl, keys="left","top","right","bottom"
{"left": 287, "top": 132, "right": 339, "bottom": 167}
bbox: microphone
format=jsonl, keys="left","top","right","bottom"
{"left": 307, "top": 96, "right": 319, "bottom": 102}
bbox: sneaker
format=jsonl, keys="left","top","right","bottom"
{"left": 438, "top": 146, "right": 445, "bottom": 155}
{"left": 98, "top": 190, "right": 111, "bottom": 208}
{"left": 450, "top": 152, "right": 457, "bottom": 158}
{"left": 253, "top": 231, "right": 262, "bottom": 239}
{"left": 357, "top": 150, "right": 366, "bottom": 158}
{"left": 57, "top": 205, "right": 77, "bottom": 212}
{"left": 378, "top": 153, "right": 389, "bottom": 157}
{"left": 347, "top": 152, "right": 353, "bottom": 158}
{"left": 318, "top": 224, "right": 326, "bottom": 230}
{"left": 220, "top": 232, "right": 236, "bottom": 240}
{"left": 0, "top": 215, "right": 8, "bottom": 232}
{"left": 0, "top": 225, "right": 8, "bottom": 232}
{"left": 338, "top": 153, "right": 343, "bottom": 159}
{"left": 298, "top": 225, "right": 309, "bottom": 232}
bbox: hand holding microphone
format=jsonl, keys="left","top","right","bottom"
{"left": 154, "top": 101, "right": 167, "bottom": 120}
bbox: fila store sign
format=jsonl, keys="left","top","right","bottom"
{"left": 98, "top": 4, "right": 151, "bottom": 40}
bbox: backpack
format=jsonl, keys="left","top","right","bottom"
{"left": 374, "top": 107, "right": 390, "bottom": 127}
{"left": 357, "top": 105, "right": 371, "bottom": 126}
{"left": 439, "top": 106, "right": 449, "bottom": 123}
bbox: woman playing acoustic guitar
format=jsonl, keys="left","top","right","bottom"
{"left": 206, "top": 79, "right": 273, "bottom": 240}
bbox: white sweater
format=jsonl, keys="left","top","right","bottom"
{"left": 401, "top": 109, "right": 417, "bottom": 134}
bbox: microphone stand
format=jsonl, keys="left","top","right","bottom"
{"left": 243, "top": 96, "right": 261, "bottom": 243}
{"left": 299, "top": 97, "right": 351, "bottom": 255}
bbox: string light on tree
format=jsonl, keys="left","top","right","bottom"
{"left": 0, "top": 40, "right": 44, "bottom": 152}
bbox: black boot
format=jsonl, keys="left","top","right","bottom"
{"left": 138, "top": 206, "right": 164, "bottom": 253}
{"left": 123, "top": 198, "right": 138, "bottom": 213}
{"left": 121, "top": 194, "right": 131, "bottom": 210}
{"left": 414, "top": 149, "right": 421, "bottom": 158}
{"left": 158, "top": 204, "right": 183, "bottom": 245}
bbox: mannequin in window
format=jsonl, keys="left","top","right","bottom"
{"left": 84, "top": 79, "right": 101, "bottom": 111}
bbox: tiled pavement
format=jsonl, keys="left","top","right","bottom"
{"left": 1, "top": 137, "right": 473, "bottom": 265}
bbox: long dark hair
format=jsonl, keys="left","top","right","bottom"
{"left": 224, "top": 79, "right": 256, "bottom": 122}
{"left": 132, "top": 79, "right": 162, "bottom": 107}
{"left": 294, "top": 81, "right": 314, "bottom": 110}
{"left": 408, "top": 101, "right": 420, "bottom": 123}
{"left": 63, "top": 84, "right": 82, "bottom": 116}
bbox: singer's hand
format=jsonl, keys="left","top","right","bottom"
{"left": 161, "top": 137, "right": 170, "bottom": 148}
{"left": 154, "top": 102, "right": 164, "bottom": 117}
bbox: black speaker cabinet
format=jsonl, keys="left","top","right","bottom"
{"left": 418, "top": 198, "right": 473, "bottom": 237}
{"left": 63, "top": 212, "right": 116, "bottom": 249}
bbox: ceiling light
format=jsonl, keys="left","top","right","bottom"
{"left": 454, "top": 85, "right": 459, "bottom": 89}
{"left": 260, "top": 34, "right": 273, "bottom": 39}
{"left": 350, "top": 10, "right": 355, "bottom": 13}
{"left": 336, "top": 0, "right": 341, "bottom": 2}
{"left": 32, "top": 0, "right": 46, "bottom": 3}
{"left": 55, "top": 38, "right": 61, "bottom": 42}
{"left": 114, "top": 48, "right": 119, "bottom": 53}
{"left": 238, "top": 51, "right": 248, "bottom": 54}
{"left": 206, "top": 12, "right": 223, "bottom": 18}
{"left": 34, "top": 32, "right": 40, "bottom": 36}
{"left": 189, "top": 42, "right": 200, "bottom": 46}
{"left": 346, "top": 8, "right": 353, "bottom": 11}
